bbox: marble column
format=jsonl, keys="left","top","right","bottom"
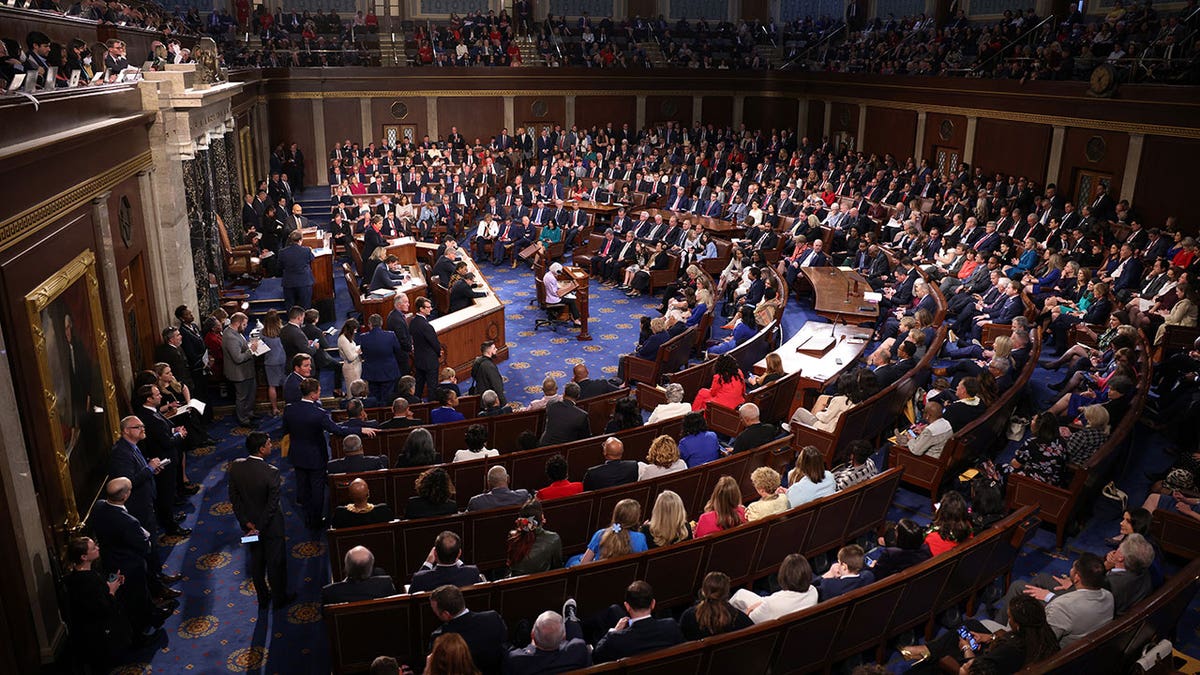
{"left": 635, "top": 95, "right": 646, "bottom": 130}
{"left": 137, "top": 168, "right": 181, "bottom": 326}
{"left": 692, "top": 95, "right": 703, "bottom": 125}
{"left": 856, "top": 103, "right": 867, "bottom": 152}
{"left": 796, "top": 97, "right": 808, "bottom": 138}
{"left": 1121, "top": 133, "right": 1145, "bottom": 201}
{"left": 1046, "top": 125, "right": 1066, "bottom": 188}
{"left": 732, "top": 94, "right": 745, "bottom": 131}
{"left": 963, "top": 116, "right": 979, "bottom": 165}
{"left": 90, "top": 192, "right": 134, "bottom": 397}
{"left": 822, "top": 100, "right": 831, "bottom": 137}
{"left": 565, "top": 95, "right": 576, "bottom": 130}
{"left": 503, "top": 96, "right": 515, "bottom": 132}
{"left": 209, "top": 129, "right": 239, "bottom": 249}
{"left": 313, "top": 100, "right": 328, "bottom": 187}
{"left": 360, "top": 98, "right": 373, "bottom": 146}
{"left": 182, "top": 152, "right": 214, "bottom": 315}
{"left": 915, "top": 111, "right": 927, "bottom": 162}
{"left": 222, "top": 129, "right": 245, "bottom": 243}
{"left": 426, "top": 96, "right": 438, "bottom": 140}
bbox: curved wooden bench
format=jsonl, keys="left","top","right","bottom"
{"left": 640, "top": 318, "right": 782, "bottom": 410}
{"left": 890, "top": 327, "right": 1044, "bottom": 504}
{"left": 619, "top": 325, "right": 696, "bottom": 386}
{"left": 1005, "top": 333, "right": 1151, "bottom": 547}
{"left": 707, "top": 369, "right": 803, "bottom": 435}
{"left": 323, "top": 468, "right": 906, "bottom": 674}
{"left": 332, "top": 395, "right": 482, "bottom": 424}
{"left": 1149, "top": 508, "right": 1200, "bottom": 561}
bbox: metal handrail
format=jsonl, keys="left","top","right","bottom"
{"left": 779, "top": 22, "right": 845, "bottom": 71}
{"left": 971, "top": 13, "right": 1055, "bottom": 75}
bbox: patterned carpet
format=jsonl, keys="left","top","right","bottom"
{"left": 107, "top": 247, "right": 1200, "bottom": 674}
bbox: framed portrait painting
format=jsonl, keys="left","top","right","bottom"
{"left": 24, "top": 250, "right": 119, "bottom": 531}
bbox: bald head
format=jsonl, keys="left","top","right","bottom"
{"left": 348, "top": 478, "right": 370, "bottom": 503}
{"left": 572, "top": 364, "right": 589, "bottom": 382}
{"left": 532, "top": 611, "right": 566, "bottom": 650}
{"left": 602, "top": 437, "right": 624, "bottom": 460}
{"left": 105, "top": 477, "right": 132, "bottom": 503}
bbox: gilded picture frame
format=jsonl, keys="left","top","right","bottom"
{"left": 24, "top": 249, "right": 120, "bottom": 532}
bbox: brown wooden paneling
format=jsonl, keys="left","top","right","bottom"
{"left": 973, "top": 118, "right": 1052, "bottom": 184}
{"left": 701, "top": 96, "right": 733, "bottom": 129}
{"left": 268, "top": 100, "right": 315, "bottom": 183}
{"left": 806, "top": 100, "right": 825, "bottom": 141}
{"left": 627, "top": 0, "right": 657, "bottom": 17}
{"left": 369, "top": 96, "right": 427, "bottom": 144}
{"left": 741, "top": 0, "right": 770, "bottom": 20}
{"left": 514, "top": 95, "right": 565, "bottom": 131}
{"left": 576, "top": 95, "right": 636, "bottom": 131}
{"left": 323, "top": 99, "right": 361, "bottom": 158}
{"left": 863, "top": 107, "right": 917, "bottom": 161}
{"left": 1134, "top": 135, "right": 1199, "bottom": 235}
{"left": 922, "top": 112, "right": 968, "bottom": 163}
{"left": 829, "top": 102, "right": 859, "bottom": 134}
{"left": 646, "top": 95, "right": 693, "bottom": 127}
{"left": 744, "top": 97, "right": 798, "bottom": 135}
{"left": 1057, "top": 128, "right": 1128, "bottom": 201}
{"left": 437, "top": 96, "right": 504, "bottom": 141}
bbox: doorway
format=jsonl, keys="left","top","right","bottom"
{"left": 933, "top": 146, "right": 961, "bottom": 183}
{"left": 1073, "top": 170, "right": 1113, "bottom": 210}
{"left": 121, "top": 254, "right": 156, "bottom": 373}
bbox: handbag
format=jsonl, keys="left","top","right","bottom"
{"left": 1101, "top": 481, "right": 1129, "bottom": 511}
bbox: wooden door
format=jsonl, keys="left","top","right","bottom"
{"left": 742, "top": 0, "right": 770, "bottom": 21}
{"left": 121, "top": 255, "right": 156, "bottom": 372}
{"left": 627, "top": 0, "right": 656, "bottom": 19}
{"left": 934, "top": 146, "right": 960, "bottom": 183}
{"left": 1074, "top": 170, "right": 1113, "bottom": 210}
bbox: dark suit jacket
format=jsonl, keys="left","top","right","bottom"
{"left": 320, "top": 575, "right": 396, "bottom": 604}
{"left": 281, "top": 400, "right": 357, "bottom": 471}
{"left": 577, "top": 378, "right": 619, "bottom": 400}
{"left": 813, "top": 571, "right": 875, "bottom": 601}
{"left": 539, "top": 399, "right": 591, "bottom": 446}
{"left": 327, "top": 454, "right": 388, "bottom": 474}
{"left": 357, "top": 327, "right": 405, "bottom": 383}
{"left": 592, "top": 616, "right": 684, "bottom": 664}
{"left": 283, "top": 371, "right": 304, "bottom": 404}
{"left": 385, "top": 309, "right": 413, "bottom": 364}
{"left": 87, "top": 500, "right": 150, "bottom": 576}
{"left": 410, "top": 314, "right": 442, "bottom": 372}
{"left": 136, "top": 405, "right": 180, "bottom": 462}
{"left": 154, "top": 343, "right": 192, "bottom": 389}
{"left": 1108, "top": 569, "right": 1152, "bottom": 615}
{"left": 280, "top": 322, "right": 316, "bottom": 363}
{"left": 582, "top": 459, "right": 638, "bottom": 492}
{"left": 450, "top": 279, "right": 487, "bottom": 313}
{"left": 635, "top": 331, "right": 671, "bottom": 360}
{"left": 731, "top": 422, "right": 780, "bottom": 454}
{"left": 227, "top": 456, "right": 284, "bottom": 537}
{"left": 107, "top": 438, "right": 156, "bottom": 531}
{"left": 409, "top": 563, "right": 485, "bottom": 593}
{"left": 278, "top": 244, "right": 315, "bottom": 290}
{"left": 505, "top": 638, "right": 592, "bottom": 675}
{"left": 873, "top": 358, "right": 915, "bottom": 388}
{"left": 432, "top": 610, "right": 509, "bottom": 675}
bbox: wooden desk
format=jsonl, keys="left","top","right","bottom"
{"left": 754, "top": 321, "right": 872, "bottom": 415}
{"left": 299, "top": 230, "right": 336, "bottom": 321}
{"left": 801, "top": 267, "right": 880, "bottom": 324}
{"left": 428, "top": 254, "right": 508, "bottom": 379}
{"left": 383, "top": 237, "right": 417, "bottom": 265}
{"left": 358, "top": 266, "right": 427, "bottom": 326}
{"left": 643, "top": 208, "right": 741, "bottom": 237}
{"left": 566, "top": 200, "right": 620, "bottom": 228}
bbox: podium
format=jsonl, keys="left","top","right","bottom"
{"left": 534, "top": 261, "right": 592, "bottom": 341}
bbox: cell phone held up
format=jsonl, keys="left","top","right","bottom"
{"left": 957, "top": 625, "right": 980, "bottom": 651}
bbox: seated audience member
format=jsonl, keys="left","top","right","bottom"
{"left": 873, "top": 340, "right": 918, "bottom": 388}
{"left": 476, "top": 389, "right": 515, "bottom": 417}
{"left": 535, "top": 454, "right": 583, "bottom": 501}
{"left": 1001, "top": 552, "right": 1115, "bottom": 647}
{"left": 331, "top": 478, "right": 395, "bottom": 529}
{"left": 709, "top": 306, "right": 759, "bottom": 356}
{"left": 430, "top": 387, "right": 466, "bottom": 424}
{"left": 467, "top": 466, "right": 531, "bottom": 511}
{"left": 646, "top": 383, "right": 691, "bottom": 423}
{"left": 1064, "top": 404, "right": 1111, "bottom": 466}
{"left": 894, "top": 399, "right": 953, "bottom": 459}
{"left": 730, "top": 553, "right": 818, "bottom": 623}
{"left": 62, "top": 536, "right": 132, "bottom": 668}
{"left": 397, "top": 375, "right": 422, "bottom": 405}
{"left": 680, "top": 572, "right": 753, "bottom": 641}
{"left": 455, "top": 424, "right": 499, "bottom": 463}
{"left": 425, "top": 633, "right": 481, "bottom": 675}
{"left": 397, "top": 428, "right": 439, "bottom": 468}
{"left": 572, "top": 363, "right": 620, "bottom": 400}
{"left": 570, "top": 499, "right": 647, "bottom": 566}
{"left": 790, "top": 372, "right": 862, "bottom": 432}
{"left": 942, "top": 377, "right": 986, "bottom": 431}
{"left": 678, "top": 412, "right": 721, "bottom": 467}
{"left": 629, "top": 316, "right": 670, "bottom": 362}
{"left": 410, "top": 531, "right": 487, "bottom": 593}
{"left": 638, "top": 435, "right": 687, "bottom": 480}
{"left": 326, "top": 434, "right": 387, "bottom": 474}
{"left": 1005, "top": 412, "right": 1068, "bottom": 488}
{"left": 694, "top": 475, "right": 748, "bottom": 537}
{"left": 583, "top": 437, "right": 639, "bottom": 491}
{"left": 813, "top": 544, "right": 875, "bottom": 601}
{"left": 924, "top": 491, "right": 973, "bottom": 555}
{"left": 604, "top": 396, "right": 644, "bottom": 433}
{"left": 541, "top": 382, "right": 591, "bottom": 446}
{"left": 321, "top": 545, "right": 396, "bottom": 604}
{"left": 787, "top": 445, "right": 836, "bottom": 508}
{"left": 1006, "top": 534, "right": 1153, "bottom": 619}
{"left": 691, "top": 354, "right": 746, "bottom": 412}
{"left": 505, "top": 499, "right": 563, "bottom": 577}
{"left": 344, "top": 379, "right": 380, "bottom": 410}
{"left": 639, "top": 490, "right": 692, "bottom": 549}
{"left": 730, "top": 403, "right": 781, "bottom": 454}
{"left": 899, "top": 596, "right": 1059, "bottom": 671}
{"left": 342, "top": 398, "right": 381, "bottom": 432}
{"left": 746, "top": 467, "right": 789, "bottom": 521}
{"left": 379, "top": 397, "right": 420, "bottom": 428}
{"left": 750, "top": 352, "right": 787, "bottom": 390}
{"left": 428, "top": 584, "right": 508, "bottom": 675}
{"left": 867, "top": 519, "right": 932, "bottom": 579}
{"left": 437, "top": 367, "right": 462, "bottom": 396}
{"left": 406, "top": 468, "right": 460, "bottom": 519}
{"left": 831, "top": 439, "right": 878, "bottom": 491}
{"left": 504, "top": 609, "right": 591, "bottom": 674}
{"left": 591, "top": 581, "right": 684, "bottom": 663}
{"left": 527, "top": 376, "right": 561, "bottom": 410}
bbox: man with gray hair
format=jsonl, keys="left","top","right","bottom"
{"left": 320, "top": 545, "right": 396, "bottom": 604}
{"left": 327, "top": 434, "right": 388, "bottom": 474}
{"left": 647, "top": 382, "right": 691, "bottom": 424}
{"left": 477, "top": 389, "right": 515, "bottom": 417}
{"left": 730, "top": 403, "right": 782, "bottom": 454}
{"left": 466, "top": 465, "right": 530, "bottom": 511}
{"left": 504, "top": 608, "right": 592, "bottom": 674}
{"left": 380, "top": 397, "right": 419, "bottom": 429}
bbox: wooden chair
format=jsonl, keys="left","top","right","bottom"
{"left": 215, "top": 214, "right": 262, "bottom": 279}
{"left": 620, "top": 327, "right": 695, "bottom": 386}
{"left": 647, "top": 253, "right": 681, "bottom": 295}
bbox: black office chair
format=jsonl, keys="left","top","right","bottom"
{"left": 533, "top": 275, "right": 571, "bottom": 332}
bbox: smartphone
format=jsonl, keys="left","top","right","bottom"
{"left": 241, "top": 534, "right": 260, "bottom": 544}
{"left": 158, "top": 458, "right": 172, "bottom": 468}
{"left": 957, "top": 625, "right": 980, "bottom": 651}
{"left": 107, "top": 573, "right": 119, "bottom": 584}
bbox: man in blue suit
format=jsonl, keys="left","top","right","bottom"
{"left": 277, "top": 231, "right": 315, "bottom": 310}
{"left": 107, "top": 415, "right": 161, "bottom": 542}
{"left": 357, "top": 313, "right": 405, "bottom": 404}
{"left": 813, "top": 544, "right": 876, "bottom": 601}
{"left": 969, "top": 280, "right": 1025, "bottom": 342}
{"left": 283, "top": 377, "right": 375, "bottom": 530}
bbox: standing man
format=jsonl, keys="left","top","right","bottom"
{"left": 228, "top": 431, "right": 292, "bottom": 610}
{"left": 134, "top": 385, "right": 191, "bottom": 537}
{"left": 277, "top": 231, "right": 315, "bottom": 310}
{"left": 410, "top": 297, "right": 443, "bottom": 401}
{"left": 469, "top": 340, "right": 506, "bottom": 405}
{"left": 282, "top": 378, "right": 376, "bottom": 530}
{"left": 108, "top": 416, "right": 163, "bottom": 545}
{"left": 385, "top": 293, "right": 413, "bottom": 377}
{"left": 357, "top": 313, "right": 405, "bottom": 404}
{"left": 222, "top": 312, "right": 260, "bottom": 428}
{"left": 174, "top": 306, "right": 209, "bottom": 405}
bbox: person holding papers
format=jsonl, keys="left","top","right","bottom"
{"left": 369, "top": 255, "right": 407, "bottom": 292}
{"left": 543, "top": 262, "right": 581, "bottom": 326}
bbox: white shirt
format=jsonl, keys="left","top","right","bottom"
{"left": 647, "top": 401, "right": 692, "bottom": 424}
{"left": 453, "top": 447, "right": 499, "bottom": 463}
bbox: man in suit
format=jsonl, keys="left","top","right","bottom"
{"left": 277, "top": 231, "right": 315, "bottom": 310}
{"left": 469, "top": 340, "right": 506, "bottom": 405}
{"left": 582, "top": 437, "right": 638, "bottom": 491}
{"left": 505, "top": 608, "right": 591, "bottom": 675}
{"left": 369, "top": 255, "right": 408, "bottom": 292}
{"left": 134, "top": 385, "right": 190, "bottom": 537}
{"left": 409, "top": 531, "right": 487, "bottom": 593}
{"left": 379, "top": 398, "right": 420, "bottom": 429}
{"left": 466, "top": 466, "right": 530, "bottom": 511}
{"left": 283, "top": 377, "right": 376, "bottom": 530}
{"left": 411, "top": 297, "right": 444, "bottom": 401}
{"left": 873, "top": 341, "right": 917, "bottom": 388}
{"left": 228, "top": 432, "right": 292, "bottom": 609}
{"left": 540, "top": 382, "right": 591, "bottom": 446}
{"left": 729, "top": 403, "right": 780, "bottom": 454}
{"left": 602, "top": 230, "right": 639, "bottom": 284}
{"left": 385, "top": 293, "right": 413, "bottom": 377}
{"left": 357, "top": 313, "right": 405, "bottom": 404}
{"left": 321, "top": 545, "right": 396, "bottom": 604}
{"left": 812, "top": 544, "right": 875, "bottom": 601}
{"left": 108, "top": 416, "right": 163, "bottom": 543}
{"left": 280, "top": 305, "right": 319, "bottom": 366}
{"left": 429, "top": 584, "right": 509, "bottom": 675}
{"left": 154, "top": 327, "right": 193, "bottom": 392}
{"left": 282, "top": 354, "right": 311, "bottom": 405}
{"left": 222, "top": 312, "right": 260, "bottom": 428}
{"left": 592, "top": 581, "right": 684, "bottom": 663}
{"left": 572, "top": 364, "right": 619, "bottom": 400}
{"left": 326, "top": 434, "right": 387, "bottom": 474}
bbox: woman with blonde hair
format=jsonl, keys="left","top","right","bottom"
{"left": 750, "top": 352, "right": 786, "bottom": 389}
{"left": 638, "top": 435, "right": 687, "bottom": 480}
{"left": 787, "top": 446, "right": 836, "bottom": 507}
{"left": 571, "top": 499, "right": 647, "bottom": 565}
{"left": 694, "top": 476, "right": 747, "bottom": 537}
{"left": 425, "top": 632, "right": 480, "bottom": 675}
{"left": 640, "top": 490, "right": 692, "bottom": 549}
{"left": 746, "top": 467, "right": 789, "bottom": 521}
{"left": 259, "top": 309, "right": 286, "bottom": 415}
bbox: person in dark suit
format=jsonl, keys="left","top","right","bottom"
{"left": 729, "top": 403, "right": 780, "bottom": 454}
{"left": 228, "top": 432, "right": 292, "bottom": 609}
{"left": 582, "top": 437, "right": 638, "bottom": 491}
{"left": 369, "top": 255, "right": 407, "bottom": 292}
{"left": 466, "top": 466, "right": 531, "bottom": 511}
{"left": 282, "top": 378, "right": 376, "bottom": 530}
{"left": 379, "top": 397, "right": 420, "bottom": 429}
{"left": 154, "top": 327, "right": 193, "bottom": 391}
{"left": 504, "top": 608, "right": 592, "bottom": 675}
{"left": 330, "top": 477, "right": 395, "bottom": 529}
{"left": 385, "top": 293, "right": 414, "bottom": 376}
{"left": 277, "top": 231, "right": 315, "bottom": 310}
{"left": 107, "top": 416, "right": 162, "bottom": 543}
{"left": 449, "top": 271, "right": 488, "bottom": 313}
{"left": 591, "top": 581, "right": 684, "bottom": 663}
{"left": 411, "top": 297, "right": 444, "bottom": 401}
{"left": 409, "top": 531, "right": 487, "bottom": 593}
{"left": 812, "top": 544, "right": 875, "bottom": 601}
{"left": 326, "top": 434, "right": 387, "bottom": 474}
{"left": 320, "top": 545, "right": 396, "bottom": 604}
{"left": 133, "top": 385, "right": 189, "bottom": 537}
{"left": 429, "top": 584, "right": 509, "bottom": 675}
{"left": 540, "top": 382, "right": 591, "bottom": 446}
{"left": 282, "top": 354, "right": 311, "bottom": 405}
{"left": 873, "top": 340, "right": 917, "bottom": 388}
{"left": 87, "top": 478, "right": 171, "bottom": 635}
{"left": 572, "top": 364, "right": 619, "bottom": 400}
{"left": 356, "top": 313, "right": 405, "bottom": 404}
{"left": 432, "top": 248, "right": 459, "bottom": 287}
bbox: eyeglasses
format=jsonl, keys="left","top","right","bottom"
{"left": 126, "top": 424, "right": 145, "bottom": 429}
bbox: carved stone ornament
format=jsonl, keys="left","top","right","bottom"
{"left": 195, "top": 37, "right": 226, "bottom": 88}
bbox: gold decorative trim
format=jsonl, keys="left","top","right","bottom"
{"left": 24, "top": 249, "right": 121, "bottom": 533}
{"left": 0, "top": 151, "right": 153, "bottom": 253}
